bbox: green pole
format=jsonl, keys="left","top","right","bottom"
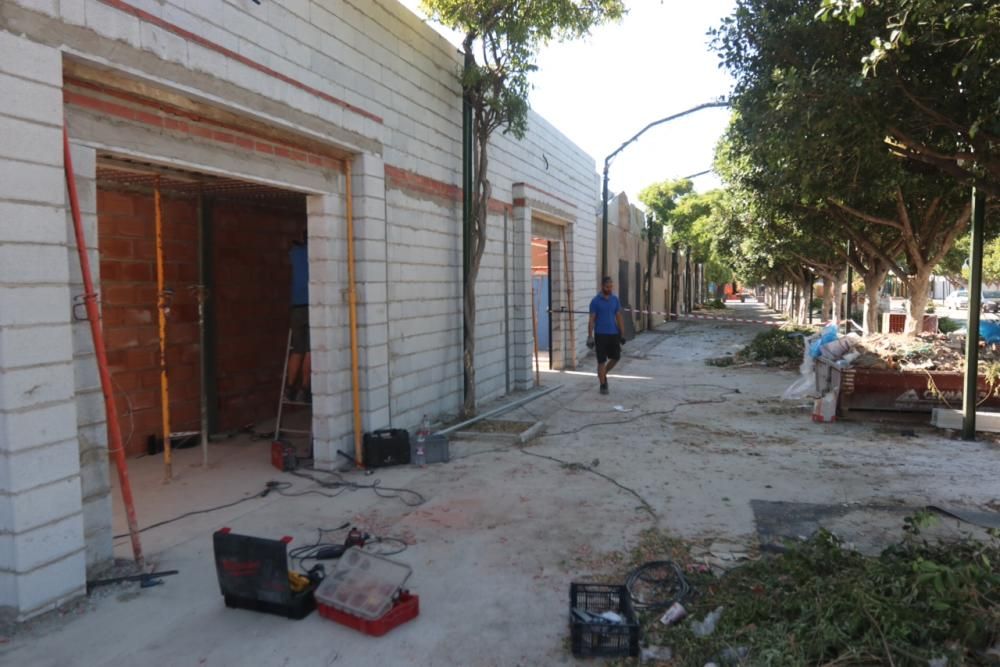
{"left": 963, "top": 188, "right": 986, "bottom": 440}
{"left": 462, "top": 55, "right": 473, "bottom": 405}
{"left": 601, "top": 164, "right": 609, "bottom": 280}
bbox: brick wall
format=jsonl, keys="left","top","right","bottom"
{"left": 97, "top": 190, "right": 307, "bottom": 450}
{"left": 212, "top": 198, "right": 306, "bottom": 431}
{"left": 97, "top": 189, "right": 199, "bottom": 456}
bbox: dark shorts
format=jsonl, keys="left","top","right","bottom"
{"left": 595, "top": 334, "right": 621, "bottom": 364}
{"left": 290, "top": 305, "right": 310, "bottom": 353}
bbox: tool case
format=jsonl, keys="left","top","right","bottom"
{"left": 362, "top": 429, "right": 410, "bottom": 468}
{"left": 213, "top": 528, "right": 316, "bottom": 619}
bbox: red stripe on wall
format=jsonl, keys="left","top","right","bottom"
{"left": 97, "top": 0, "right": 383, "bottom": 124}
{"left": 385, "top": 165, "right": 509, "bottom": 213}
{"left": 64, "top": 89, "right": 343, "bottom": 171}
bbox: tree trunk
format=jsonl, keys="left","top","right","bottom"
{"left": 861, "top": 268, "right": 889, "bottom": 335}
{"left": 800, "top": 277, "right": 812, "bottom": 325}
{"left": 834, "top": 267, "right": 847, "bottom": 322}
{"left": 821, "top": 276, "right": 835, "bottom": 321}
{"left": 462, "top": 124, "right": 492, "bottom": 416}
{"left": 903, "top": 269, "right": 934, "bottom": 336}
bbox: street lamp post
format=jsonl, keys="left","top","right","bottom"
{"left": 600, "top": 100, "right": 730, "bottom": 279}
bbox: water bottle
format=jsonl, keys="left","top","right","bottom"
{"left": 414, "top": 415, "right": 429, "bottom": 466}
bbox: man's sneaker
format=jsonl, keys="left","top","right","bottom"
{"left": 285, "top": 385, "right": 297, "bottom": 403}
{"left": 600, "top": 384, "right": 609, "bottom": 395}
{"left": 296, "top": 387, "right": 312, "bottom": 404}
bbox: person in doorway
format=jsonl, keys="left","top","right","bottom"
{"left": 286, "top": 233, "right": 311, "bottom": 404}
{"left": 587, "top": 276, "right": 626, "bottom": 395}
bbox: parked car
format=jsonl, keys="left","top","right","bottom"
{"left": 982, "top": 290, "right": 1000, "bottom": 313}
{"left": 945, "top": 290, "right": 969, "bottom": 310}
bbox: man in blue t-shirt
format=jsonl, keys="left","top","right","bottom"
{"left": 587, "top": 276, "right": 626, "bottom": 395}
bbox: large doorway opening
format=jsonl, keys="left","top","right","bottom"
{"left": 95, "top": 157, "right": 314, "bottom": 552}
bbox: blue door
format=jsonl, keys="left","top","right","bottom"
{"left": 533, "top": 275, "right": 550, "bottom": 350}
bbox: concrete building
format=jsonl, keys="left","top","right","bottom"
{"left": 596, "top": 192, "right": 674, "bottom": 332}
{"left": 0, "top": 0, "right": 597, "bottom": 620}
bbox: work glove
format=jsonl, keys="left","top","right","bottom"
{"left": 586, "top": 335, "right": 595, "bottom": 349}
{"left": 619, "top": 336, "right": 627, "bottom": 346}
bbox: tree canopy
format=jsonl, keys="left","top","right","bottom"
{"left": 712, "top": 0, "right": 976, "bottom": 333}
{"left": 817, "top": 0, "right": 1000, "bottom": 195}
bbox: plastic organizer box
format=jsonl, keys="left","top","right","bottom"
{"left": 314, "top": 547, "right": 412, "bottom": 620}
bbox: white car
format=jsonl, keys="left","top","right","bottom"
{"left": 944, "top": 290, "right": 969, "bottom": 310}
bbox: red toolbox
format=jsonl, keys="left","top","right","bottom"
{"left": 317, "top": 592, "right": 419, "bottom": 636}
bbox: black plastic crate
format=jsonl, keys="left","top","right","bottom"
{"left": 569, "top": 582, "right": 640, "bottom": 658}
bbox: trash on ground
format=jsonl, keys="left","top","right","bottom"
{"left": 717, "top": 646, "right": 750, "bottom": 664}
{"left": 659, "top": 601, "right": 687, "bottom": 626}
{"left": 690, "top": 606, "right": 724, "bottom": 637}
{"left": 640, "top": 645, "right": 674, "bottom": 662}
{"left": 614, "top": 405, "right": 633, "bottom": 413}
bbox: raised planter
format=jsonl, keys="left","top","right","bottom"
{"left": 455, "top": 420, "right": 546, "bottom": 444}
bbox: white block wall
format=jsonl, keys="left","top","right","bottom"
{"left": 0, "top": 29, "right": 88, "bottom": 621}
{"left": 0, "top": 0, "right": 601, "bottom": 615}
{"left": 64, "top": 142, "right": 113, "bottom": 575}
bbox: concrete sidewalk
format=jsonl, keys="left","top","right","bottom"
{"left": 3, "top": 304, "right": 997, "bottom": 666}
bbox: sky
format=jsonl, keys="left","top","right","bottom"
{"left": 398, "top": 1, "right": 737, "bottom": 205}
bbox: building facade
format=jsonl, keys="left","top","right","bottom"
{"left": 0, "top": 0, "right": 596, "bottom": 620}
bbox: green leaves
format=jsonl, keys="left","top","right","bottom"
{"left": 421, "top": 0, "right": 626, "bottom": 139}
{"left": 662, "top": 529, "right": 1000, "bottom": 665}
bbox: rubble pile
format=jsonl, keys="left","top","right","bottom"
{"left": 852, "top": 332, "right": 1000, "bottom": 372}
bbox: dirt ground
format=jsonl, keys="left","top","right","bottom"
{"left": 3, "top": 303, "right": 997, "bottom": 666}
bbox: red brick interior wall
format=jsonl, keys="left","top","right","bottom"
{"left": 97, "top": 189, "right": 306, "bottom": 456}
{"left": 212, "top": 198, "right": 305, "bottom": 432}
{"left": 98, "top": 189, "right": 200, "bottom": 456}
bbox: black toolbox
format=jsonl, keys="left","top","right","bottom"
{"left": 213, "top": 528, "right": 316, "bottom": 619}
{"left": 362, "top": 429, "right": 411, "bottom": 468}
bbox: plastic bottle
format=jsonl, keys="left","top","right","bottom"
{"left": 414, "top": 415, "right": 429, "bottom": 466}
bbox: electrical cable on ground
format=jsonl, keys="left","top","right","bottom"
{"left": 112, "top": 467, "right": 426, "bottom": 539}
{"left": 289, "top": 526, "right": 409, "bottom": 572}
{"left": 290, "top": 468, "right": 426, "bottom": 507}
{"left": 112, "top": 489, "right": 269, "bottom": 539}
{"left": 519, "top": 448, "right": 657, "bottom": 516}
{"left": 536, "top": 391, "right": 741, "bottom": 439}
{"left": 625, "top": 560, "right": 691, "bottom": 611}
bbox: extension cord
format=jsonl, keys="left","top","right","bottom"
{"left": 315, "top": 545, "right": 347, "bottom": 560}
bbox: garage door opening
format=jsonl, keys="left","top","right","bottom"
{"left": 95, "top": 156, "right": 312, "bottom": 467}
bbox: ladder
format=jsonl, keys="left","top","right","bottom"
{"left": 274, "top": 328, "right": 311, "bottom": 443}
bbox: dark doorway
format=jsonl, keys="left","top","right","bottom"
{"left": 618, "top": 259, "right": 630, "bottom": 312}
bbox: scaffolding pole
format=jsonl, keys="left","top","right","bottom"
{"left": 154, "top": 178, "right": 173, "bottom": 482}
{"left": 63, "top": 126, "right": 144, "bottom": 566}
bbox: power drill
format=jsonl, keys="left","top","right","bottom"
{"left": 314, "top": 527, "right": 367, "bottom": 560}
{"left": 344, "top": 527, "right": 366, "bottom": 549}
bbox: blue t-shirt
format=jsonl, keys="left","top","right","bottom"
{"left": 290, "top": 243, "right": 309, "bottom": 306}
{"left": 590, "top": 293, "right": 621, "bottom": 335}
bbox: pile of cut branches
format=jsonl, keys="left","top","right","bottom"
{"left": 631, "top": 524, "right": 1000, "bottom": 666}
